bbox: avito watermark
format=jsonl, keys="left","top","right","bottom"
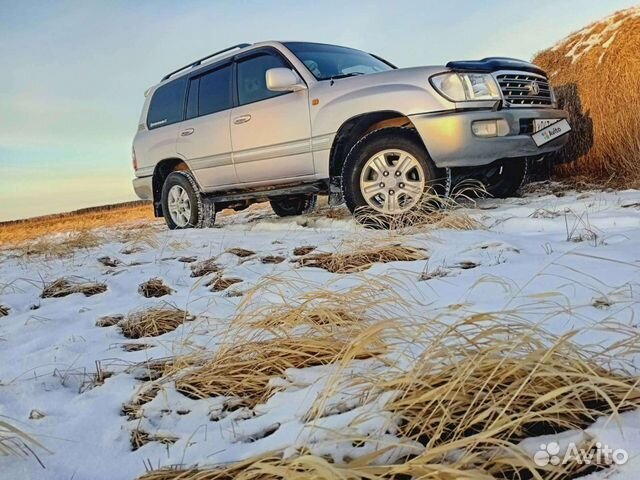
{"left": 534, "top": 441, "right": 628, "bottom": 467}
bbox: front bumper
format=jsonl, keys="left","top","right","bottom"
{"left": 132, "top": 176, "right": 153, "bottom": 200}
{"left": 409, "top": 108, "right": 569, "bottom": 168}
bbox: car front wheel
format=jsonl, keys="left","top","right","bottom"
{"left": 342, "top": 128, "right": 446, "bottom": 226}
{"left": 481, "top": 158, "right": 528, "bottom": 198}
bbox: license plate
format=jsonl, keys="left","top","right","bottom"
{"left": 532, "top": 119, "right": 571, "bottom": 147}
{"left": 533, "top": 119, "right": 557, "bottom": 132}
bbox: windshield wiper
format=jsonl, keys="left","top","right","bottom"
{"left": 328, "top": 72, "right": 365, "bottom": 84}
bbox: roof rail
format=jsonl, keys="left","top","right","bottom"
{"left": 161, "top": 43, "right": 252, "bottom": 81}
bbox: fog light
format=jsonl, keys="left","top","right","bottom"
{"left": 472, "top": 119, "right": 509, "bottom": 137}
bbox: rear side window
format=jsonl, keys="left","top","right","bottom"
{"left": 186, "top": 78, "right": 199, "bottom": 120}
{"left": 197, "top": 65, "right": 233, "bottom": 116}
{"left": 237, "top": 53, "right": 289, "bottom": 105}
{"left": 147, "top": 77, "right": 187, "bottom": 129}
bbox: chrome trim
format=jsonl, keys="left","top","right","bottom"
{"left": 189, "top": 152, "right": 234, "bottom": 170}
{"left": 492, "top": 70, "right": 555, "bottom": 109}
{"left": 233, "top": 138, "right": 311, "bottom": 165}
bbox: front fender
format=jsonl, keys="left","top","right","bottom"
{"left": 310, "top": 76, "right": 452, "bottom": 137}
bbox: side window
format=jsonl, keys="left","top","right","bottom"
{"left": 198, "top": 65, "right": 232, "bottom": 117}
{"left": 147, "top": 77, "right": 187, "bottom": 129}
{"left": 237, "top": 53, "right": 289, "bottom": 105}
{"left": 185, "top": 78, "right": 199, "bottom": 120}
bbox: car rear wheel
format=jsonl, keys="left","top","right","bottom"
{"left": 342, "top": 128, "right": 446, "bottom": 227}
{"left": 161, "top": 171, "right": 215, "bottom": 229}
{"left": 270, "top": 194, "right": 318, "bottom": 217}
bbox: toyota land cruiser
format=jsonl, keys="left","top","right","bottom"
{"left": 131, "top": 41, "right": 570, "bottom": 228}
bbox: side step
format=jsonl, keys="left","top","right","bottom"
{"left": 208, "top": 181, "right": 327, "bottom": 204}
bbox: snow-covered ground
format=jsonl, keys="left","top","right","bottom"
{"left": 1, "top": 183, "right": 640, "bottom": 480}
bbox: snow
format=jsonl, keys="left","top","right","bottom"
{"left": 1, "top": 184, "right": 640, "bottom": 479}
{"left": 549, "top": 6, "right": 640, "bottom": 63}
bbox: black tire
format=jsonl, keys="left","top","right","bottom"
{"left": 161, "top": 171, "right": 215, "bottom": 229}
{"left": 270, "top": 194, "right": 318, "bottom": 217}
{"left": 341, "top": 128, "right": 445, "bottom": 227}
{"left": 482, "top": 158, "right": 528, "bottom": 198}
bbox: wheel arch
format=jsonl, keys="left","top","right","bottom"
{"left": 151, "top": 158, "right": 190, "bottom": 216}
{"left": 328, "top": 111, "right": 422, "bottom": 181}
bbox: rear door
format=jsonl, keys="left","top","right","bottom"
{"left": 136, "top": 77, "right": 188, "bottom": 172}
{"left": 176, "top": 63, "right": 237, "bottom": 189}
{"left": 230, "top": 49, "right": 314, "bottom": 184}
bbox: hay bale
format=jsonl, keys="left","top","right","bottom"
{"left": 533, "top": 7, "right": 640, "bottom": 184}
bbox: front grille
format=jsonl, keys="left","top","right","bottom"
{"left": 496, "top": 73, "right": 553, "bottom": 107}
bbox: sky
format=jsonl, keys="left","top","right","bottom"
{"left": 0, "top": 0, "right": 637, "bottom": 222}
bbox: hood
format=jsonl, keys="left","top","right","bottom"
{"left": 445, "top": 57, "right": 547, "bottom": 77}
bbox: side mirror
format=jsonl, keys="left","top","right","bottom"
{"left": 266, "top": 68, "right": 306, "bottom": 92}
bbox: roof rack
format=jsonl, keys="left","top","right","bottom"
{"left": 161, "top": 43, "right": 252, "bottom": 81}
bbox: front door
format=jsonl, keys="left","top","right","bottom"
{"left": 230, "top": 50, "right": 314, "bottom": 184}
{"left": 176, "top": 63, "right": 237, "bottom": 189}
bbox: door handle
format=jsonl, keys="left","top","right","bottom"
{"left": 180, "top": 128, "right": 194, "bottom": 136}
{"left": 233, "top": 114, "right": 251, "bottom": 125}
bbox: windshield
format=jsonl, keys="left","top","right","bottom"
{"left": 284, "top": 42, "right": 394, "bottom": 81}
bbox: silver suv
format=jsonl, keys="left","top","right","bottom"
{"left": 132, "top": 41, "right": 571, "bottom": 228}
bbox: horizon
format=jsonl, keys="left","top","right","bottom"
{"left": 1, "top": 0, "right": 637, "bottom": 221}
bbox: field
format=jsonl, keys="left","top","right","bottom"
{"left": 1, "top": 184, "right": 640, "bottom": 480}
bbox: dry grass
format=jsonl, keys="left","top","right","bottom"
{"left": 174, "top": 334, "right": 385, "bottom": 406}
{"left": 137, "top": 455, "right": 284, "bottom": 480}
{"left": 0, "top": 202, "right": 154, "bottom": 247}
{"left": 131, "top": 429, "right": 178, "bottom": 451}
{"left": 533, "top": 7, "right": 640, "bottom": 186}
{"left": 122, "top": 383, "right": 163, "bottom": 420}
{"left": 226, "top": 247, "right": 255, "bottom": 258}
{"left": 386, "top": 321, "right": 640, "bottom": 441}
{"left": 0, "top": 305, "right": 9, "bottom": 317}
{"left": 138, "top": 316, "right": 640, "bottom": 480}
{"left": 209, "top": 277, "right": 243, "bottom": 292}
{"left": 260, "top": 255, "right": 285, "bottom": 264}
{"left": 120, "top": 306, "right": 193, "bottom": 339}
{"left": 355, "top": 186, "right": 483, "bottom": 231}
{"left": 0, "top": 419, "right": 48, "bottom": 465}
{"left": 190, "top": 258, "right": 220, "bottom": 277}
{"left": 138, "top": 278, "right": 174, "bottom": 298}
{"left": 122, "top": 343, "right": 153, "bottom": 352}
{"left": 98, "top": 256, "right": 123, "bottom": 267}
{"left": 41, "top": 277, "right": 107, "bottom": 298}
{"left": 10, "top": 230, "right": 104, "bottom": 258}
{"left": 95, "top": 314, "right": 124, "bottom": 327}
{"left": 235, "top": 280, "right": 404, "bottom": 335}
{"left": 298, "top": 244, "right": 427, "bottom": 274}
{"left": 293, "top": 245, "right": 316, "bottom": 256}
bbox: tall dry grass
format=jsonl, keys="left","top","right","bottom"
{"left": 0, "top": 201, "right": 155, "bottom": 247}
{"left": 0, "top": 419, "right": 48, "bottom": 466}
{"left": 136, "top": 314, "right": 640, "bottom": 480}
{"left": 533, "top": 7, "right": 640, "bottom": 186}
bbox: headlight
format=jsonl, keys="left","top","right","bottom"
{"left": 430, "top": 72, "right": 501, "bottom": 102}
